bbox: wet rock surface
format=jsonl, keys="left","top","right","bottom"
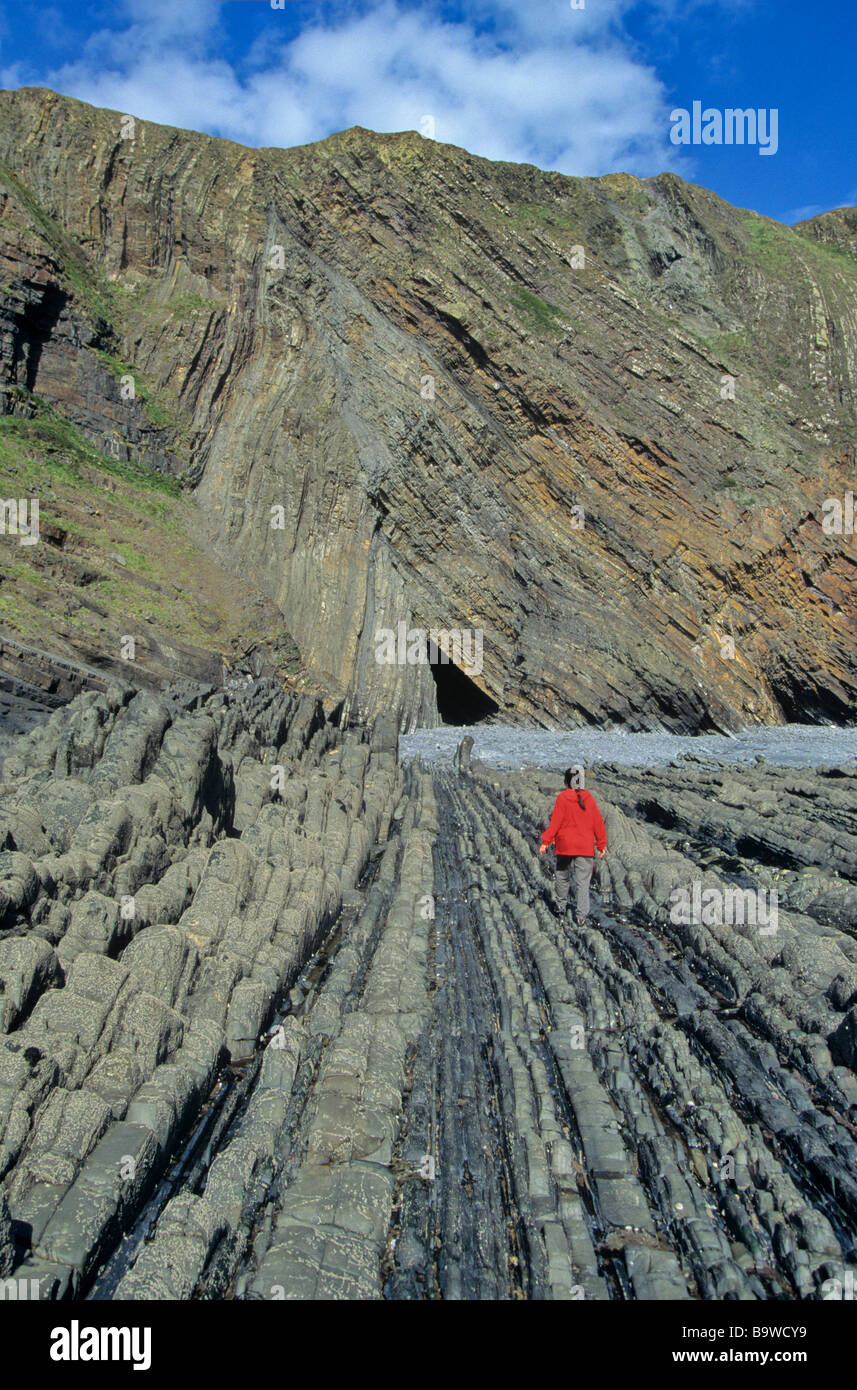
{"left": 0, "top": 693, "right": 856, "bottom": 1300}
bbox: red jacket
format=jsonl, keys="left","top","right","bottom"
{"left": 541, "top": 788, "right": 607, "bottom": 857}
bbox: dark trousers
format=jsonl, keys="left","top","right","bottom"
{"left": 556, "top": 855, "right": 594, "bottom": 917}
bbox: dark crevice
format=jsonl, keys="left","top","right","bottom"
{"left": 13, "top": 282, "right": 68, "bottom": 392}
{"left": 427, "top": 644, "right": 499, "bottom": 725}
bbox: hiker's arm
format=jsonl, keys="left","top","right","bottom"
{"left": 540, "top": 798, "right": 561, "bottom": 851}
{"left": 592, "top": 803, "right": 607, "bottom": 855}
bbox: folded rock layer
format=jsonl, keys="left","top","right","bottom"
{"left": 2, "top": 684, "right": 857, "bottom": 1299}
{"left": 0, "top": 87, "right": 856, "bottom": 730}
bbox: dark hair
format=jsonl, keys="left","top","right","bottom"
{"left": 563, "top": 767, "right": 586, "bottom": 811}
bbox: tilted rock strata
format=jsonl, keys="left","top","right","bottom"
{"left": 0, "top": 87, "right": 856, "bottom": 730}
{"left": 0, "top": 679, "right": 401, "bottom": 1296}
{"left": 1, "top": 685, "right": 857, "bottom": 1297}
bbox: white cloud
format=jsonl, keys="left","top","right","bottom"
{"left": 4, "top": 0, "right": 682, "bottom": 177}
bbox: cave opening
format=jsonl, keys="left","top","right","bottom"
{"left": 18, "top": 284, "right": 69, "bottom": 392}
{"left": 427, "top": 644, "right": 499, "bottom": 725}
{"left": 770, "top": 670, "right": 854, "bottom": 726}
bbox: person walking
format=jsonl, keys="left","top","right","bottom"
{"left": 539, "top": 768, "right": 607, "bottom": 925}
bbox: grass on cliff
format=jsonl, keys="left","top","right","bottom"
{"left": 506, "top": 202, "right": 583, "bottom": 236}
{"left": 0, "top": 159, "right": 119, "bottom": 327}
{"left": 742, "top": 211, "right": 857, "bottom": 289}
{"left": 0, "top": 162, "right": 204, "bottom": 445}
{"left": 0, "top": 402, "right": 182, "bottom": 510}
{"left": 116, "top": 288, "right": 225, "bottom": 327}
{"left": 92, "top": 350, "right": 184, "bottom": 434}
{"left": 741, "top": 214, "right": 796, "bottom": 277}
{"left": 0, "top": 408, "right": 283, "bottom": 665}
{"left": 510, "top": 287, "right": 570, "bottom": 336}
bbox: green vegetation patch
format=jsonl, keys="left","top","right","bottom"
{"left": 0, "top": 400, "right": 181, "bottom": 501}
{"left": 599, "top": 174, "right": 651, "bottom": 218}
{"left": 0, "top": 159, "right": 119, "bottom": 326}
{"left": 694, "top": 327, "right": 756, "bottom": 365}
{"left": 166, "top": 293, "right": 219, "bottom": 318}
{"left": 741, "top": 213, "right": 798, "bottom": 278}
{"left": 121, "top": 288, "right": 225, "bottom": 332}
{"left": 741, "top": 211, "right": 857, "bottom": 288}
{"left": 510, "top": 287, "right": 569, "bottom": 336}
{"left": 506, "top": 201, "right": 582, "bottom": 236}
{"left": 92, "top": 351, "right": 182, "bottom": 433}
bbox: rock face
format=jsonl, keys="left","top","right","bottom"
{"left": 1, "top": 86, "right": 857, "bottom": 731}
{"left": 0, "top": 677, "right": 403, "bottom": 1296}
{"left": 1, "top": 683, "right": 856, "bottom": 1300}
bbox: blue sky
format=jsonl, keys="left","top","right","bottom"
{"left": 1, "top": 0, "right": 854, "bottom": 224}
